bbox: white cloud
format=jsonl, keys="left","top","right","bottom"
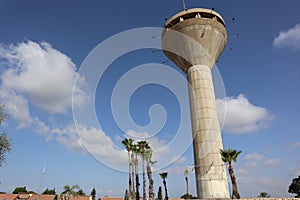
{"left": 0, "top": 40, "right": 86, "bottom": 114}
{"left": 264, "top": 158, "right": 280, "bottom": 166}
{"left": 51, "top": 124, "right": 86, "bottom": 154}
{"left": 32, "top": 117, "right": 51, "bottom": 135}
{"left": 0, "top": 41, "right": 136, "bottom": 171}
{"left": 244, "top": 152, "right": 266, "bottom": 161}
{"left": 217, "top": 94, "right": 272, "bottom": 133}
{"left": 123, "top": 130, "right": 191, "bottom": 170}
{"left": 237, "top": 155, "right": 288, "bottom": 197}
{"left": 0, "top": 83, "right": 53, "bottom": 134}
{"left": 273, "top": 23, "right": 300, "bottom": 50}
{"left": 236, "top": 168, "right": 249, "bottom": 175}
{"left": 245, "top": 161, "right": 259, "bottom": 168}
{"left": 52, "top": 124, "right": 128, "bottom": 167}
{"left": 0, "top": 39, "right": 173, "bottom": 168}
{"left": 238, "top": 176, "right": 254, "bottom": 184}
{"left": 50, "top": 126, "right": 175, "bottom": 171}
{"left": 244, "top": 153, "right": 280, "bottom": 167}
{"left": 0, "top": 40, "right": 111, "bottom": 165}
{"left": 0, "top": 86, "right": 33, "bottom": 128}
{"left": 259, "top": 177, "right": 280, "bottom": 186}
{"left": 292, "top": 142, "right": 300, "bottom": 147}
{"left": 238, "top": 176, "right": 289, "bottom": 198}
{"left": 125, "top": 130, "right": 169, "bottom": 162}
{"left": 288, "top": 168, "right": 300, "bottom": 177}
{"left": 0, "top": 40, "right": 90, "bottom": 150}
{"left": 244, "top": 152, "right": 265, "bottom": 168}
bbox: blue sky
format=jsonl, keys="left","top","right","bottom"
{"left": 0, "top": 0, "right": 300, "bottom": 198}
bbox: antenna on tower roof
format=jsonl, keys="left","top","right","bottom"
{"left": 182, "top": 0, "right": 187, "bottom": 10}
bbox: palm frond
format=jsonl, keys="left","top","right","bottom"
{"left": 159, "top": 172, "right": 168, "bottom": 180}
{"left": 220, "top": 148, "right": 242, "bottom": 164}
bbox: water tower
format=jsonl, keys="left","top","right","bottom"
{"left": 162, "top": 8, "right": 229, "bottom": 198}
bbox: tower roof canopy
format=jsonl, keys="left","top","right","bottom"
{"left": 164, "top": 8, "right": 225, "bottom": 29}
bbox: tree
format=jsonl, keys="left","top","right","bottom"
{"left": 138, "top": 140, "right": 149, "bottom": 200}
{"left": 159, "top": 172, "right": 169, "bottom": 200}
{"left": 288, "top": 176, "right": 300, "bottom": 198}
{"left": 124, "top": 189, "right": 129, "bottom": 200}
{"left": 42, "top": 188, "right": 56, "bottom": 195}
{"left": 90, "top": 188, "right": 96, "bottom": 200}
{"left": 12, "top": 186, "right": 27, "bottom": 194}
{"left": 219, "top": 148, "right": 242, "bottom": 199}
{"left": 77, "top": 189, "right": 85, "bottom": 196}
{"left": 131, "top": 145, "right": 136, "bottom": 198}
{"left": 184, "top": 169, "right": 189, "bottom": 199}
{"left": 0, "top": 133, "right": 11, "bottom": 167}
{"left": 27, "top": 191, "right": 37, "bottom": 194}
{"left": 157, "top": 186, "right": 162, "bottom": 200}
{"left": 61, "top": 185, "right": 80, "bottom": 200}
{"left": 145, "top": 148, "right": 155, "bottom": 200}
{"left": 0, "top": 105, "right": 8, "bottom": 124}
{"left": 180, "top": 194, "right": 197, "bottom": 199}
{"left": 132, "top": 144, "right": 140, "bottom": 200}
{"left": 122, "top": 138, "right": 134, "bottom": 200}
{"left": 0, "top": 105, "right": 11, "bottom": 167}
{"left": 258, "top": 192, "right": 270, "bottom": 198}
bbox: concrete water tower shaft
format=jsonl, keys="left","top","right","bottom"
{"left": 162, "top": 8, "right": 229, "bottom": 198}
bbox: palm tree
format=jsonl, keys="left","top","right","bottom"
{"left": 157, "top": 186, "right": 163, "bottom": 200}
{"left": 138, "top": 141, "right": 149, "bottom": 200}
{"left": 122, "top": 138, "right": 134, "bottom": 200}
{"left": 219, "top": 148, "right": 242, "bottom": 199}
{"left": 132, "top": 144, "right": 140, "bottom": 200}
{"left": 90, "top": 188, "right": 96, "bottom": 200}
{"left": 61, "top": 184, "right": 80, "bottom": 200}
{"left": 184, "top": 168, "right": 189, "bottom": 199}
{"left": 131, "top": 146, "right": 136, "bottom": 197}
{"left": 159, "top": 172, "right": 169, "bottom": 200}
{"left": 258, "top": 192, "right": 271, "bottom": 198}
{"left": 145, "top": 148, "right": 155, "bottom": 200}
{"left": 124, "top": 189, "right": 129, "bottom": 200}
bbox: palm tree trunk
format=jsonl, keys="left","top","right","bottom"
{"left": 229, "top": 163, "right": 240, "bottom": 199}
{"left": 147, "top": 165, "right": 154, "bottom": 200}
{"left": 135, "top": 154, "right": 140, "bottom": 200}
{"left": 128, "top": 152, "right": 132, "bottom": 200}
{"left": 142, "top": 157, "right": 146, "bottom": 200}
{"left": 185, "top": 176, "right": 189, "bottom": 198}
{"left": 131, "top": 153, "right": 135, "bottom": 197}
{"left": 163, "top": 180, "right": 169, "bottom": 200}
